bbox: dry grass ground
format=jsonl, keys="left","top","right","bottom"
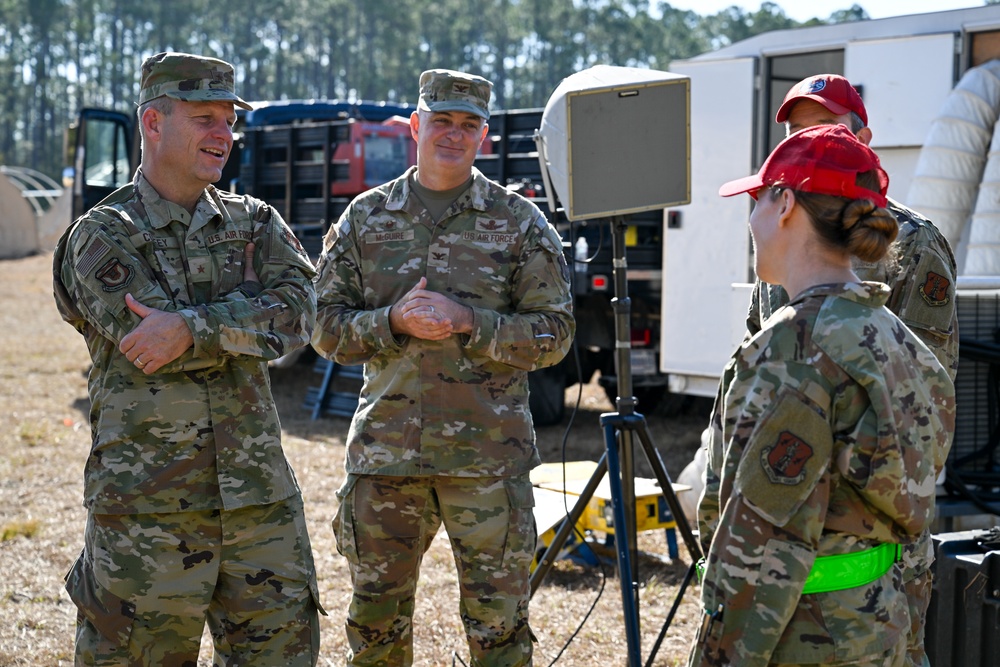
{"left": 0, "top": 251, "right": 706, "bottom": 666}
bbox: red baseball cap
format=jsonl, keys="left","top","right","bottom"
{"left": 775, "top": 74, "right": 867, "bottom": 126}
{"left": 718, "top": 124, "right": 888, "bottom": 207}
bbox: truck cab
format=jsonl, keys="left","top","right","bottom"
{"left": 68, "top": 108, "right": 138, "bottom": 221}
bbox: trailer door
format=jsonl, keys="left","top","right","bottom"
{"left": 845, "top": 32, "right": 957, "bottom": 200}
{"left": 661, "top": 57, "right": 756, "bottom": 398}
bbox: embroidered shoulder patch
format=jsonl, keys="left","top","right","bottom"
{"left": 279, "top": 227, "right": 306, "bottom": 255}
{"left": 95, "top": 258, "right": 135, "bottom": 292}
{"left": 77, "top": 236, "right": 111, "bottom": 276}
{"left": 761, "top": 431, "right": 813, "bottom": 485}
{"left": 919, "top": 271, "right": 951, "bottom": 307}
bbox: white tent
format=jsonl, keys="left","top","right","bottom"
{"left": 0, "top": 167, "right": 67, "bottom": 259}
{"left": 0, "top": 171, "right": 38, "bottom": 259}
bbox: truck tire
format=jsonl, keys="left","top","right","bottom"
{"left": 529, "top": 366, "right": 567, "bottom": 426}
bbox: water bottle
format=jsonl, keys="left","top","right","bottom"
{"left": 574, "top": 236, "right": 588, "bottom": 274}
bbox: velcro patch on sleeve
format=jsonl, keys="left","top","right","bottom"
{"left": 899, "top": 250, "right": 954, "bottom": 335}
{"left": 266, "top": 219, "right": 315, "bottom": 274}
{"left": 735, "top": 388, "right": 833, "bottom": 527}
{"left": 76, "top": 235, "right": 112, "bottom": 277}
{"left": 76, "top": 233, "right": 138, "bottom": 294}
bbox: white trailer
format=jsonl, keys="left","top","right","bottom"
{"left": 660, "top": 4, "right": 1000, "bottom": 399}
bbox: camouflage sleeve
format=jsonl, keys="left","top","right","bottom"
{"left": 883, "top": 214, "right": 959, "bottom": 380}
{"left": 462, "top": 214, "right": 575, "bottom": 371}
{"left": 697, "top": 354, "right": 737, "bottom": 555}
{"left": 693, "top": 361, "right": 834, "bottom": 666}
{"left": 58, "top": 204, "right": 315, "bottom": 369}
{"left": 311, "top": 209, "right": 400, "bottom": 365}
{"left": 57, "top": 214, "right": 216, "bottom": 371}
{"left": 706, "top": 289, "right": 767, "bottom": 554}
{"left": 180, "top": 204, "right": 316, "bottom": 362}
{"left": 697, "top": 448, "right": 720, "bottom": 558}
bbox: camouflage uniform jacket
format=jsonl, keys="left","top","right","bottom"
{"left": 690, "top": 282, "right": 955, "bottom": 667}
{"left": 312, "top": 166, "right": 574, "bottom": 477}
{"left": 701, "top": 198, "right": 959, "bottom": 558}
{"left": 53, "top": 170, "right": 316, "bottom": 514}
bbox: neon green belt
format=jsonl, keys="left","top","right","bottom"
{"left": 696, "top": 542, "right": 901, "bottom": 595}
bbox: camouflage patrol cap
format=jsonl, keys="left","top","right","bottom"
{"left": 139, "top": 52, "right": 252, "bottom": 110}
{"left": 418, "top": 69, "right": 492, "bottom": 120}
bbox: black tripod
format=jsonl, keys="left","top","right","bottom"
{"left": 529, "top": 215, "right": 703, "bottom": 667}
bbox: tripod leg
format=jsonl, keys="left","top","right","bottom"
{"left": 629, "top": 414, "right": 702, "bottom": 666}
{"left": 646, "top": 561, "right": 699, "bottom": 667}
{"left": 618, "top": 423, "right": 641, "bottom": 630}
{"left": 603, "top": 416, "right": 643, "bottom": 667}
{"left": 633, "top": 418, "right": 703, "bottom": 560}
{"left": 529, "top": 454, "right": 609, "bottom": 597}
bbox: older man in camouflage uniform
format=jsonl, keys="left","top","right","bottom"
{"left": 312, "top": 69, "right": 575, "bottom": 666}
{"left": 690, "top": 124, "right": 956, "bottom": 666}
{"left": 54, "top": 52, "right": 323, "bottom": 665}
{"left": 698, "top": 74, "right": 958, "bottom": 667}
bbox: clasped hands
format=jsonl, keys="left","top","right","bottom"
{"left": 390, "top": 277, "right": 473, "bottom": 341}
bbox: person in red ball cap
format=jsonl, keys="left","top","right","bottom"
{"left": 776, "top": 73, "right": 869, "bottom": 129}
{"left": 688, "top": 124, "right": 955, "bottom": 667}
{"left": 696, "top": 73, "right": 959, "bottom": 667}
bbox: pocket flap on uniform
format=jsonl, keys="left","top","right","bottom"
{"left": 64, "top": 552, "right": 136, "bottom": 644}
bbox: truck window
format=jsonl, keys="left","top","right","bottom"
{"left": 84, "top": 117, "right": 131, "bottom": 189}
{"left": 70, "top": 109, "right": 136, "bottom": 221}
{"left": 363, "top": 133, "right": 410, "bottom": 185}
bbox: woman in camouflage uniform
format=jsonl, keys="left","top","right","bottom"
{"left": 688, "top": 124, "right": 955, "bottom": 667}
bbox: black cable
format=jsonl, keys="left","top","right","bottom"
{"left": 542, "top": 538, "right": 608, "bottom": 667}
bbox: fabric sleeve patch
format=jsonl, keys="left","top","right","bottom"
{"left": 265, "top": 220, "right": 315, "bottom": 274}
{"left": 735, "top": 388, "right": 833, "bottom": 527}
{"left": 536, "top": 220, "right": 570, "bottom": 283}
{"left": 898, "top": 250, "right": 954, "bottom": 335}
{"left": 762, "top": 432, "right": 813, "bottom": 485}
{"left": 76, "top": 235, "right": 112, "bottom": 276}
{"left": 76, "top": 231, "right": 150, "bottom": 299}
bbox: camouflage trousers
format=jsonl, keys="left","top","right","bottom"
{"left": 692, "top": 624, "right": 908, "bottom": 667}
{"left": 903, "top": 570, "right": 932, "bottom": 667}
{"left": 901, "top": 530, "right": 935, "bottom": 667}
{"left": 333, "top": 473, "right": 536, "bottom": 667}
{"left": 65, "top": 496, "right": 324, "bottom": 666}
{"left": 769, "top": 630, "right": 907, "bottom": 667}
